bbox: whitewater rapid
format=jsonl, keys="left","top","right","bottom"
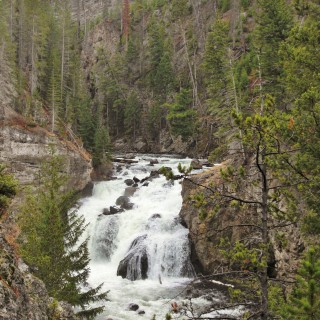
{"left": 76, "top": 155, "right": 200, "bottom": 319}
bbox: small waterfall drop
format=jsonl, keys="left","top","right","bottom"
{"left": 76, "top": 155, "right": 196, "bottom": 319}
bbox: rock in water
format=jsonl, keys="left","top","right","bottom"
{"left": 191, "top": 159, "right": 203, "bottom": 170}
{"left": 117, "top": 235, "right": 148, "bottom": 280}
{"left": 128, "top": 303, "right": 139, "bottom": 311}
{"left": 116, "top": 196, "right": 134, "bottom": 210}
{"left": 124, "top": 179, "right": 134, "bottom": 186}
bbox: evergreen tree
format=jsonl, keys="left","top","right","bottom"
{"left": 280, "top": 0, "right": 320, "bottom": 235}
{"left": 286, "top": 247, "right": 320, "bottom": 320}
{"left": 18, "top": 150, "right": 107, "bottom": 318}
{"left": 254, "top": 0, "right": 293, "bottom": 100}
{"left": 203, "top": 17, "right": 231, "bottom": 121}
{"left": 0, "top": 164, "right": 17, "bottom": 217}
{"left": 124, "top": 91, "right": 142, "bottom": 140}
{"left": 166, "top": 89, "right": 197, "bottom": 140}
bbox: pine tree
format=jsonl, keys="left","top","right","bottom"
{"left": 286, "top": 247, "right": 320, "bottom": 320}
{"left": 254, "top": 0, "right": 293, "bottom": 100}
{"left": 18, "top": 150, "right": 107, "bottom": 317}
{"left": 166, "top": 89, "right": 197, "bottom": 140}
{"left": 124, "top": 91, "right": 141, "bottom": 140}
{"left": 280, "top": 0, "right": 320, "bottom": 235}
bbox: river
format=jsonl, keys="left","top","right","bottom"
{"left": 75, "top": 155, "right": 241, "bottom": 319}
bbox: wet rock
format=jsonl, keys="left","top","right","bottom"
{"left": 124, "top": 187, "right": 137, "bottom": 197}
{"left": 117, "top": 235, "right": 148, "bottom": 280}
{"left": 202, "top": 161, "right": 213, "bottom": 167}
{"left": 102, "top": 208, "right": 110, "bottom": 215}
{"left": 191, "top": 159, "right": 203, "bottom": 170}
{"left": 150, "top": 159, "right": 159, "bottom": 165}
{"left": 116, "top": 165, "right": 123, "bottom": 172}
{"left": 150, "top": 170, "right": 160, "bottom": 178}
{"left": 138, "top": 310, "right": 145, "bottom": 315}
{"left": 123, "top": 171, "right": 129, "bottom": 176}
{"left": 116, "top": 196, "right": 134, "bottom": 210}
{"left": 133, "top": 183, "right": 138, "bottom": 187}
{"left": 124, "top": 153, "right": 136, "bottom": 159}
{"left": 110, "top": 206, "right": 124, "bottom": 214}
{"left": 124, "top": 179, "right": 134, "bottom": 186}
{"left": 149, "top": 213, "right": 161, "bottom": 220}
{"left": 133, "top": 176, "right": 140, "bottom": 183}
{"left": 142, "top": 182, "right": 149, "bottom": 187}
{"left": 81, "top": 181, "right": 94, "bottom": 197}
{"left": 128, "top": 303, "right": 139, "bottom": 311}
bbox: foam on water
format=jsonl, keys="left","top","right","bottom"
{"left": 76, "top": 155, "right": 196, "bottom": 319}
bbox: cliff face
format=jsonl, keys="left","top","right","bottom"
{"left": 0, "top": 57, "right": 90, "bottom": 320}
{"left": 0, "top": 105, "right": 92, "bottom": 191}
{"left": 0, "top": 235, "right": 78, "bottom": 320}
{"left": 180, "top": 165, "right": 304, "bottom": 279}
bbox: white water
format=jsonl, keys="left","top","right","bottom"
{"left": 76, "top": 155, "right": 202, "bottom": 319}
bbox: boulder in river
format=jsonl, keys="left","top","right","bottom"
{"left": 191, "top": 159, "right": 203, "bottom": 170}
{"left": 133, "top": 176, "right": 140, "bottom": 183}
{"left": 110, "top": 206, "right": 124, "bottom": 214}
{"left": 117, "top": 235, "right": 148, "bottom": 280}
{"left": 116, "top": 196, "right": 134, "bottom": 210}
{"left": 150, "top": 159, "right": 159, "bottom": 165}
{"left": 102, "top": 208, "right": 110, "bottom": 215}
{"left": 128, "top": 303, "right": 139, "bottom": 311}
{"left": 124, "top": 178, "right": 134, "bottom": 186}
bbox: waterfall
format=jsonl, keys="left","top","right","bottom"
{"left": 75, "top": 155, "right": 196, "bottom": 319}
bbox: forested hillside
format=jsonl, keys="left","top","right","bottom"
{"left": 1, "top": 0, "right": 320, "bottom": 319}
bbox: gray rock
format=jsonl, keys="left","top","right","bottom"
{"left": 150, "top": 159, "right": 159, "bottom": 165}
{"left": 102, "top": 208, "right": 110, "bottom": 215}
{"left": 117, "top": 235, "right": 148, "bottom": 280}
{"left": 116, "top": 196, "right": 134, "bottom": 210}
{"left": 133, "top": 176, "right": 140, "bottom": 183}
{"left": 191, "top": 159, "right": 203, "bottom": 170}
{"left": 128, "top": 303, "right": 139, "bottom": 311}
{"left": 124, "top": 179, "right": 134, "bottom": 186}
{"left": 110, "top": 206, "right": 124, "bottom": 214}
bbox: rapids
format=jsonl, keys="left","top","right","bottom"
{"left": 76, "top": 155, "right": 199, "bottom": 319}
{"left": 75, "top": 155, "right": 243, "bottom": 319}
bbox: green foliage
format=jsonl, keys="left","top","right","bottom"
{"left": 166, "top": 89, "right": 197, "bottom": 140}
{"left": 93, "top": 105, "right": 112, "bottom": 168}
{"left": 0, "top": 164, "right": 17, "bottom": 216}
{"left": 253, "top": 0, "right": 293, "bottom": 99}
{"left": 124, "top": 91, "right": 142, "bottom": 139}
{"left": 18, "top": 150, "right": 107, "bottom": 317}
{"left": 286, "top": 247, "right": 320, "bottom": 319}
{"left": 171, "top": 0, "right": 191, "bottom": 20}
{"left": 218, "top": 0, "right": 231, "bottom": 12}
{"left": 280, "top": 1, "right": 320, "bottom": 235}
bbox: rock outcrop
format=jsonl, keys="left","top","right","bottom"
{"left": 0, "top": 235, "right": 79, "bottom": 320}
{"left": 179, "top": 164, "right": 304, "bottom": 279}
{"left": 0, "top": 105, "right": 92, "bottom": 191}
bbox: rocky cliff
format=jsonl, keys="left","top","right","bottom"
{"left": 0, "top": 234, "right": 78, "bottom": 320}
{"left": 180, "top": 165, "right": 304, "bottom": 279}
{"left": 0, "top": 54, "right": 90, "bottom": 320}
{"left": 0, "top": 105, "right": 92, "bottom": 191}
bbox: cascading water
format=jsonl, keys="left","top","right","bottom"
{"left": 76, "top": 155, "right": 198, "bottom": 319}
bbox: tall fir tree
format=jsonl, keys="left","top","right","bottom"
{"left": 18, "top": 150, "right": 107, "bottom": 318}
